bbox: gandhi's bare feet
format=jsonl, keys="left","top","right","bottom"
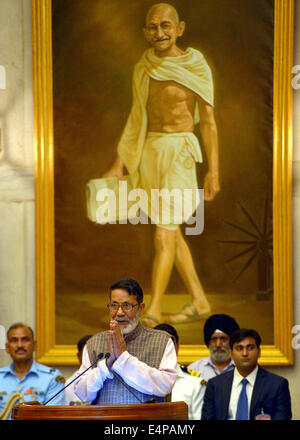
{"left": 141, "top": 304, "right": 162, "bottom": 328}
{"left": 141, "top": 312, "right": 161, "bottom": 328}
{"left": 166, "top": 303, "right": 211, "bottom": 325}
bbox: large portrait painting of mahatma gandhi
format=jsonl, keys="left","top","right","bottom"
{"left": 33, "top": 0, "right": 294, "bottom": 365}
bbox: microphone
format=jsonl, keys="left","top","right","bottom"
{"left": 105, "top": 352, "right": 156, "bottom": 404}
{"left": 44, "top": 352, "right": 104, "bottom": 405}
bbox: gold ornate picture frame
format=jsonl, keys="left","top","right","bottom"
{"left": 32, "top": 0, "right": 294, "bottom": 366}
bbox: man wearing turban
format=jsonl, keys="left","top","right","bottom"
{"left": 188, "top": 314, "right": 240, "bottom": 381}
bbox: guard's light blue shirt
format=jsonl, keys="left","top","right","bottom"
{"left": 0, "top": 360, "right": 66, "bottom": 419}
{"left": 188, "top": 356, "right": 235, "bottom": 381}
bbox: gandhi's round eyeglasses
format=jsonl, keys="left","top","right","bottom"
{"left": 107, "top": 302, "right": 139, "bottom": 313}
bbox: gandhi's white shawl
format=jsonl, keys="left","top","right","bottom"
{"left": 117, "top": 47, "right": 214, "bottom": 187}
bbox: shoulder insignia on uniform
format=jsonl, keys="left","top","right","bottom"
{"left": 186, "top": 368, "right": 201, "bottom": 378}
{"left": 201, "top": 379, "right": 208, "bottom": 386}
{"left": 55, "top": 375, "right": 65, "bottom": 383}
{"left": 180, "top": 366, "right": 202, "bottom": 378}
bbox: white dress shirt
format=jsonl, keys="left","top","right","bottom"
{"left": 227, "top": 366, "right": 259, "bottom": 420}
{"left": 171, "top": 364, "right": 206, "bottom": 420}
{"left": 74, "top": 338, "right": 177, "bottom": 402}
{"left": 65, "top": 370, "right": 82, "bottom": 404}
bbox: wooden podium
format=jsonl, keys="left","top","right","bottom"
{"left": 12, "top": 401, "right": 188, "bottom": 420}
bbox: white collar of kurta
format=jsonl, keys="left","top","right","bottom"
{"left": 233, "top": 365, "right": 259, "bottom": 388}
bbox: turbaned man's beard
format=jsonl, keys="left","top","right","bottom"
{"left": 115, "top": 311, "right": 140, "bottom": 335}
{"left": 209, "top": 346, "right": 231, "bottom": 364}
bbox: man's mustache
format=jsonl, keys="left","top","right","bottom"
{"left": 153, "top": 36, "right": 170, "bottom": 42}
{"left": 15, "top": 349, "right": 26, "bottom": 353}
{"left": 211, "top": 347, "right": 228, "bottom": 353}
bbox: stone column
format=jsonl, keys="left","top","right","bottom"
{"left": 0, "top": 0, "right": 35, "bottom": 365}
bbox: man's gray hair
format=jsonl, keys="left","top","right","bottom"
{"left": 6, "top": 322, "right": 34, "bottom": 340}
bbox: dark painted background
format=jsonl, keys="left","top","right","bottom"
{"left": 52, "top": 0, "right": 274, "bottom": 345}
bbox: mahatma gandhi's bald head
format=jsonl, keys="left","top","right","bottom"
{"left": 145, "top": 3, "right": 179, "bottom": 25}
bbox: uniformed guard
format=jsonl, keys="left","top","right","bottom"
{"left": 0, "top": 322, "right": 66, "bottom": 419}
{"left": 154, "top": 323, "right": 206, "bottom": 420}
{"left": 65, "top": 334, "right": 93, "bottom": 405}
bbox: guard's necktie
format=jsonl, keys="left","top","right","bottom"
{"left": 236, "top": 378, "right": 249, "bottom": 420}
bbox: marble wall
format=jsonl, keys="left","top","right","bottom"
{"left": 0, "top": 0, "right": 35, "bottom": 353}
{"left": 0, "top": 0, "right": 299, "bottom": 418}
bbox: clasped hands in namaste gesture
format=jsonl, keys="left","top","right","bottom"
{"left": 106, "top": 320, "right": 127, "bottom": 369}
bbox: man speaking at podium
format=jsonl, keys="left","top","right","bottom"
{"left": 74, "top": 279, "right": 177, "bottom": 404}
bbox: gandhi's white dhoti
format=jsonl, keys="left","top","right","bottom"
{"left": 139, "top": 132, "right": 202, "bottom": 230}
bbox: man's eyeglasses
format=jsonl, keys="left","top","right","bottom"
{"left": 107, "top": 302, "right": 139, "bottom": 313}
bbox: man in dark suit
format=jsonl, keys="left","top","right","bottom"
{"left": 201, "top": 328, "right": 292, "bottom": 420}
